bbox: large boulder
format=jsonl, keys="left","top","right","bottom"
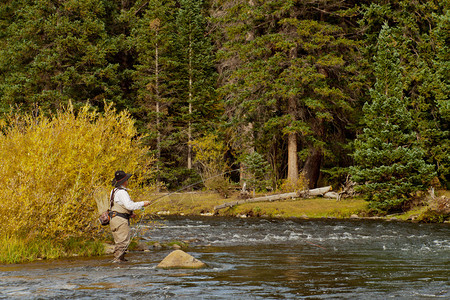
{"left": 157, "top": 250, "right": 206, "bottom": 269}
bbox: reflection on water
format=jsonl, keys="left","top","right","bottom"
{"left": 0, "top": 217, "right": 449, "bottom": 299}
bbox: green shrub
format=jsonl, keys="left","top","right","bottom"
{"left": 241, "top": 151, "right": 272, "bottom": 192}
{"left": 204, "top": 176, "right": 234, "bottom": 198}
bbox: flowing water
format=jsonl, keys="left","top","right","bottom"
{"left": 0, "top": 216, "right": 448, "bottom": 299}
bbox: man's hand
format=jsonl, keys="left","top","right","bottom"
{"left": 143, "top": 201, "right": 150, "bottom": 207}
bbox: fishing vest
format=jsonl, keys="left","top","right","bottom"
{"left": 110, "top": 188, "right": 132, "bottom": 219}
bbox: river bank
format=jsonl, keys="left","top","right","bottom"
{"left": 140, "top": 189, "right": 450, "bottom": 223}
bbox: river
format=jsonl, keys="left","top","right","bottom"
{"left": 0, "top": 216, "right": 449, "bottom": 299}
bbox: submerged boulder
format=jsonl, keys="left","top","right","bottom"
{"left": 134, "top": 241, "right": 150, "bottom": 251}
{"left": 157, "top": 250, "right": 206, "bottom": 269}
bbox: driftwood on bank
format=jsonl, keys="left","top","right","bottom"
{"left": 337, "top": 175, "right": 357, "bottom": 200}
{"left": 214, "top": 186, "right": 332, "bottom": 211}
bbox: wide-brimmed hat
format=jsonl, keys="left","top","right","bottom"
{"left": 111, "top": 170, "right": 133, "bottom": 187}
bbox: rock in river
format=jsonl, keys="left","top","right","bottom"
{"left": 157, "top": 250, "right": 206, "bottom": 269}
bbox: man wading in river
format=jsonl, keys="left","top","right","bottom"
{"left": 110, "top": 170, "right": 150, "bottom": 263}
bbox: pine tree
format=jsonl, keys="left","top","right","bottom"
{"left": 130, "top": 0, "right": 177, "bottom": 189}
{"left": 426, "top": 10, "right": 449, "bottom": 188}
{"left": 360, "top": 0, "right": 449, "bottom": 189}
{"left": 351, "top": 23, "right": 436, "bottom": 212}
{"left": 174, "top": 0, "right": 218, "bottom": 170}
{"left": 213, "top": 0, "right": 364, "bottom": 187}
{"left": 0, "top": 0, "right": 123, "bottom": 112}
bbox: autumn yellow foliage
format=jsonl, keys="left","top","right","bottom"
{"left": 190, "top": 133, "right": 233, "bottom": 194}
{"left": 279, "top": 175, "right": 309, "bottom": 193}
{"left": 0, "top": 103, "right": 153, "bottom": 240}
{"left": 191, "top": 133, "right": 228, "bottom": 178}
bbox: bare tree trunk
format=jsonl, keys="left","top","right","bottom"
{"left": 287, "top": 132, "right": 298, "bottom": 182}
{"left": 286, "top": 43, "right": 299, "bottom": 183}
{"left": 148, "top": 19, "right": 163, "bottom": 192}
{"left": 188, "top": 106, "right": 192, "bottom": 169}
{"left": 240, "top": 122, "right": 255, "bottom": 184}
{"left": 302, "top": 147, "right": 322, "bottom": 188}
{"left": 287, "top": 95, "right": 298, "bottom": 183}
{"left": 155, "top": 33, "right": 161, "bottom": 192}
{"left": 187, "top": 34, "right": 193, "bottom": 169}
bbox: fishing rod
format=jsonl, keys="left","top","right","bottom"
{"left": 147, "top": 168, "right": 242, "bottom": 206}
{"left": 116, "top": 168, "right": 326, "bottom": 261}
{"left": 117, "top": 168, "right": 243, "bottom": 260}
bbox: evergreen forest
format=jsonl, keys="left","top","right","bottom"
{"left": 1, "top": 0, "right": 448, "bottom": 213}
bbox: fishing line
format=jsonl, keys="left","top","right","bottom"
{"left": 115, "top": 168, "right": 326, "bottom": 261}
{"left": 302, "top": 238, "right": 327, "bottom": 250}
{"left": 117, "top": 168, "right": 243, "bottom": 260}
{"left": 148, "top": 168, "right": 242, "bottom": 206}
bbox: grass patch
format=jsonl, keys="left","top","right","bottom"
{"left": 0, "top": 236, "right": 105, "bottom": 264}
{"left": 139, "top": 191, "right": 368, "bottom": 219}
{"left": 140, "top": 190, "right": 449, "bottom": 223}
{"left": 437, "top": 190, "right": 450, "bottom": 198}
{"left": 140, "top": 192, "right": 223, "bottom": 215}
{"left": 395, "top": 206, "right": 429, "bottom": 221}
{"left": 62, "top": 237, "right": 106, "bottom": 257}
{"left": 166, "top": 240, "right": 189, "bottom": 248}
{"left": 0, "top": 236, "right": 62, "bottom": 264}
{"left": 228, "top": 197, "right": 368, "bottom": 218}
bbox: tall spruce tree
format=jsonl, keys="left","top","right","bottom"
{"left": 130, "top": 0, "right": 177, "bottom": 188}
{"left": 360, "top": 0, "right": 449, "bottom": 188}
{"left": 213, "top": 0, "right": 364, "bottom": 187}
{"left": 428, "top": 10, "right": 449, "bottom": 188}
{"left": 0, "top": 0, "right": 122, "bottom": 112}
{"left": 351, "top": 24, "right": 435, "bottom": 212}
{"left": 174, "top": 0, "right": 218, "bottom": 170}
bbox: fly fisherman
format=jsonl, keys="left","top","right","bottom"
{"left": 110, "top": 170, "right": 150, "bottom": 263}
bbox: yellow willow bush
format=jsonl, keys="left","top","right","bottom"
{"left": 0, "top": 103, "right": 153, "bottom": 240}
{"left": 191, "top": 133, "right": 228, "bottom": 178}
{"left": 191, "top": 134, "right": 234, "bottom": 196}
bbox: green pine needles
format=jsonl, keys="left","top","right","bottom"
{"left": 351, "top": 23, "right": 436, "bottom": 213}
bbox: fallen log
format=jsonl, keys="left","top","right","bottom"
{"left": 297, "top": 186, "right": 333, "bottom": 198}
{"left": 214, "top": 186, "right": 332, "bottom": 211}
{"left": 324, "top": 192, "right": 339, "bottom": 199}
